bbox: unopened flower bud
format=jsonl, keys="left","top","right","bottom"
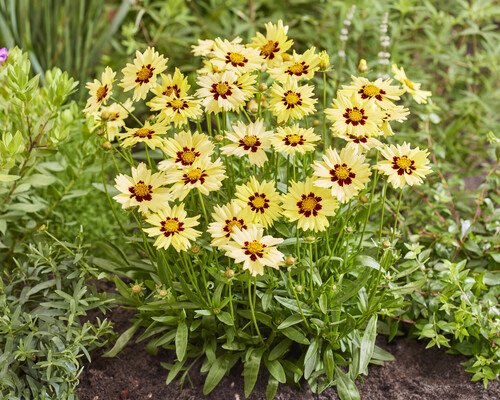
{"left": 382, "top": 240, "right": 391, "bottom": 248}
{"left": 191, "top": 245, "right": 201, "bottom": 254}
{"left": 95, "top": 128, "right": 105, "bottom": 136}
{"left": 206, "top": 51, "right": 216, "bottom": 59}
{"left": 295, "top": 285, "right": 303, "bottom": 293}
{"left": 132, "top": 285, "right": 142, "bottom": 294}
{"left": 346, "top": 226, "right": 353, "bottom": 233}
{"left": 100, "top": 111, "right": 111, "bottom": 120}
{"left": 247, "top": 99, "right": 259, "bottom": 114}
{"left": 225, "top": 269, "right": 235, "bottom": 278}
{"left": 213, "top": 308, "right": 220, "bottom": 314}
{"left": 258, "top": 82, "right": 268, "bottom": 91}
{"left": 360, "top": 194, "right": 369, "bottom": 203}
{"left": 38, "top": 224, "right": 47, "bottom": 232}
{"left": 332, "top": 284, "right": 337, "bottom": 291}
{"left": 358, "top": 59, "right": 368, "bottom": 73}
{"left": 305, "top": 236, "right": 315, "bottom": 243}
{"left": 285, "top": 256, "right": 295, "bottom": 266}
{"left": 102, "top": 141, "right": 112, "bottom": 151}
{"left": 158, "top": 289, "right": 168, "bottom": 297}
{"left": 312, "top": 119, "right": 320, "bottom": 127}
{"left": 281, "top": 53, "right": 291, "bottom": 62}
{"left": 318, "top": 51, "right": 330, "bottom": 70}
{"left": 213, "top": 134, "right": 224, "bottom": 143}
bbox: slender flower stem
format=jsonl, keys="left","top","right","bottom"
{"left": 196, "top": 119, "right": 203, "bottom": 134}
{"left": 309, "top": 242, "right": 314, "bottom": 297}
{"left": 206, "top": 113, "right": 213, "bottom": 136}
{"left": 391, "top": 188, "right": 404, "bottom": 242}
{"left": 101, "top": 153, "right": 126, "bottom": 235}
{"left": 144, "top": 145, "right": 153, "bottom": 170}
{"left": 322, "top": 71, "right": 328, "bottom": 148}
{"left": 287, "top": 269, "right": 310, "bottom": 329}
{"left": 215, "top": 113, "right": 223, "bottom": 135}
{"left": 248, "top": 274, "right": 265, "bottom": 344}
{"left": 376, "top": 179, "right": 389, "bottom": 259}
{"left": 197, "top": 189, "right": 209, "bottom": 226}
{"left": 111, "top": 97, "right": 142, "bottom": 127}
{"left": 242, "top": 108, "right": 252, "bottom": 123}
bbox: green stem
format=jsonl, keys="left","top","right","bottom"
{"left": 376, "top": 179, "right": 389, "bottom": 259}
{"left": 322, "top": 71, "right": 328, "bottom": 148}
{"left": 207, "top": 113, "right": 213, "bottom": 136}
{"left": 358, "top": 152, "right": 379, "bottom": 249}
{"left": 197, "top": 189, "right": 209, "bottom": 227}
{"left": 248, "top": 274, "right": 265, "bottom": 344}
{"left": 287, "top": 269, "right": 310, "bottom": 329}
{"left": 391, "top": 188, "right": 404, "bottom": 242}
{"left": 111, "top": 97, "right": 142, "bottom": 127}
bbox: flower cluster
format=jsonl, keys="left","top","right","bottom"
{"left": 85, "top": 20, "right": 432, "bottom": 278}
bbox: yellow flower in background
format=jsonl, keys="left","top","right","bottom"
{"left": 312, "top": 147, "right": 372, "bottom": 203}
{"left": 151, "top": 68, "right": 190, "bottom": 99}
{"left": 376, "top": 142, "right": 431, "bottom": 189}
{"left": 249, "top": 20, "right": 294, "bottom": 67}
{"left": 392, "top": 64, "right": 432, "bottom": 104}
{"left": 113, "top": 162, "right": 170, "bottom": 213}
{"left": 235, "top": 176, "right": 283, "bottom": 228}
{"left": 268, "top": 47, "right": 320, "bottom": 83}
{"left": 143, "top": 204, "right": 201, "bottom": 252}
{"left": 159, "top": 130, "right": 214, "bottom": 171}
{"left": 233, "top": 73, "right": 258, "bottom": 104}
{"left": 318, "top": 50, "right": 330, "bottom": 70}
{"left": 84, "top": 66, "right": 115, "bottom": 115}
{"left": 336, "top": 133, "right": 383, "bottom": 155}
{"left": 281, "top": 177, "right": 338, "bottom": 232}
{"left": 92, "top": 99, "right": 134, "bottom": 141}
{"left": 119, "top": 120, "right": 169, "bottom": 150}
{"left": 166, "top": 157, "right": 227, "bottom": 201}
{"left": 208, "top": 201, "right": 257, "bottom": 249}
{"left": 221, "top": 119, "right": 273, "bottom": 167}
{"left": 196, "top": 71, "right": 246, "bottom": 114}
{"left": 191, "top": 39, "right": 217, "bottom": 57}
{"left": 147, "top": 94, "right": 203, "bottom": 128}
{"left": 380, "top": 104, "right": 410, "bottom": 137}
{"left": 269, "top": 80, "right": 317, "bottom": 123}
{"left": 222, "top": 226, "right": 284, "bottom": 276}
{"left": 120, "top": 47, "right": 168, "bottom": 101}
{"left": 342, "top": 76, "right": 404, "bottom": 109}
{"left": 211, "top": 38, "right": 264, "bottom": 74}
{"left": 270, "top": 124, "right": 320, "bottom": 155}
{"left": 326, "top": 92, "right": 384, "bottom": 138}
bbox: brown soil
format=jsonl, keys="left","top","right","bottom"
{"left": 77, "top": 307, "right": 500, "bottom": 400}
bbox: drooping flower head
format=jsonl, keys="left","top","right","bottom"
{"left": 376, "top": 142, "right": 432, "bottom": 189}
{"left": 165, "top": 157, "right": 227, "bottom": 201}
{"left": 113, "top": 162, "right": 170, "bottom": 213}
{"left": 92, "top": 100, "right": 134, "bottom": 141}
{"left": 342, "top": 76, "right": 404, "bottom": 109}
{"left": 221, "top": 119, "right": 273, "bottom": 167}
{"left": 248, "top": 20, "right": 294, "bottom": 68}
{"left": 211, "top": 38, "right": 264, "bottom": 74}
{"left": 208, "top": 201, "right": 257, "bottom": 249}
{"left": 270, "top": 124, "right": 320, "bottom": 155}
{"left": 223, "top": 226, "right": 284, "bottom": 276}
{"left": 392, "top": 64, "right": 432, "bottom": 104}
{"left": 281, "top": 177, "right": 338, "bottom": 232}
{"left": 312, "top": 147, "right": 372, "bottom": 203}
{"left": 269, "top": 80, "right": 317, "bottom": 124}
{"left": 120, "top": 47, "right": 168, "bottom": 101}
{"left": 159, "top": 130, "right": 214, "bottom": 171}
{"left": 268, "top": 47, "right": 320, "bottom": 83}
{"left": 234, "top": 176, "right": 283, "bottom": 228}
{"left": 195, "top": 70, "right": 246, "bottom": 114}
{"left": 119, "top": 120, "right": 169, "bottom": 150}
{"left": 325, "top": 92, "right": 385, "bottom": 138}
{"left": 83, "top": 66, "right": 116, "bottom": 115}
{"left": 143, "top": 204, "right": 201, "bottom": 252}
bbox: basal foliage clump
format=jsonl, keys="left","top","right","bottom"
{"left": 87, "top": 20, "right": 435, "bottom": 399}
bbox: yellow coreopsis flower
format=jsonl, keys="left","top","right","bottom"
{"left": 342, "top": 76, "right": 404, "bottom": 109}
{"left": 211, "top": 38, "right": 264, "bottom": 74}
{"left": 376, "top": 142, "right": 432, "bottom": 189}
{"left": 325, "top": 92, "right": 385, "bottom": 138}
{"left": 248, "top": 20, "right": 294, "bottom": 68}
{"left": 269, "top": 80, "right": 317, "bottom": 124}
{"left": 208, "top": 201, "right": 257, "bottom": 249}
{"left": 392, "top": 64, "right": 432, "bottom": 104}
{"left": 83, "top": 66, "right": 116, "bottom": 115}
{"left": 380, "top": 104, "right": 410, "bottom": 137}
{"left": 281, "top": 177, "right": 339, "bottom": 232}
{"left": 336, "top": 133, "right": 383, "bottom": 155}
{"left": 234, "top": 176, "right": 283, "bottom": 228}
{"left": 221, "top": 119, "right": 273, "bottom": 167}
{"left": 151, "top": 68, "right": 190, "bottom": 99}
{"left": 120, "top": 47, "right": 168, "bottom": 101}
{"left": 113, "top": 162, "right": 170, "bottom": 213}
{"left": 195, "top": 71, "right": 246, "bottom": 114}
{"left": 147, "top": 94, "right": 203, "bottom": 128}
{"left": 143, "top": 204, "right": 201, "bottom": 252}
{"left": 159, "top": 130, "right": 214, "bottom": 171}
{"left": 119, "top": 120, "right": 169, "bottom": 150}
{"left": 268, "top": 47, "right": 320, "bottom": 83}
{"left": 166, "top": 157, "right": 227, "bottom": 201}
{"left": 270, "top": 124, "right": 320, "bottom": 155}
{"left": 222, "top": 226, "right": 284, "bottom": 276}
{"left": 312, "top": 147, "right": 372, "bottom": 203}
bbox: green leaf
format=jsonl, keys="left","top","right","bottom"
{"left": 304, "top": 337, "right": 319, "bottom": 379}
{"left": 244, "top": 347, "right": 265, "bottom": 397}
{"left": 358, "top": 315, "right": 377, "bottom": 376}
{"left": 354, "top": 255, "right": 381, "bottom": 270}
{"left": 203, "top": 354, "right": 230, "bottom": 395}
{"left": 274, "top": 295, "right": 313, "bottom": 316}
{"left": 388, "top": 278, "right": 426, "bottom": 295}
{"left": 23, "top": 173, "right": 57, "bottom": 186}
{"left": 319, "top": 293, "right": 328, "bottom": 314}
{"left": 331, "top": 269, "right": 371, "bottom": 306}
{"left": 268, "top": 338, "right": 292, "bottom": 361}
{"left": 262, "top": 288, "right": 273, "bottom": 312}
{"left": 483, "top": 272, "right": 500, "bottom": 286}
{"left": 324, "top": 347, "right": 335, "bottom": 381}
{"left": 266, "top": 375, "right": 279, "bottom": 400}
{"left": 277, "top": 314, "right": 303, "bottom": 329}
{"left": 281, "top": 327, "right": 310, "bottom": 345}
{"left": 103, "top": 320, "right": 141, "bottom": 357}
{"left": 264, "top": 358, "right": 286, "bottom": 383}
{"left": 163, "top": 359, "right": 187, "bottom": 385}
{"left": 371, "top": 345, "right": 395, "bottom": 363}
{"left": 335, "top": 366, "right": 360, "bottom": 400}
{"left": 175, "top": 321, "right": 188, "bottom": 361}
{"left": 216, "top": 311, "right": 234, "bottom": 326}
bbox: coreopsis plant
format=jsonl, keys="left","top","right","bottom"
{"left": 87, "top": 20, "right": 433, "bottom": 400}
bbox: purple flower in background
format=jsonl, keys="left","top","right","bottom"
{"left": 0, "top": 48, "right": 8, "bottom": 63}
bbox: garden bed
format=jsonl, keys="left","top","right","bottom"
{"left": 78, "top": 306, "right": 500, "bottom": 400}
